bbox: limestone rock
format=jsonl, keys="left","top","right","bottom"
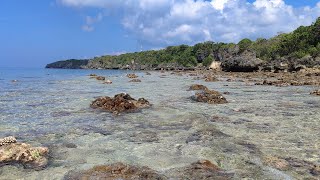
{"left": 0, "top": 137, "right": 49, "bottom": 170}
{"left": 191, "top": 89, "right": 228, "bottom": 104}
{"left": 90, "top": 93, "right": 151, "bottom": 114}
{"left": 127, "top": 74, "right": 138, "bottom": 78}
{"left": 64, "top": 162, "right": 166, "bottom": 180}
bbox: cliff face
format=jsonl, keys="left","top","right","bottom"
{"left": 45, "top": 59, "right": 89, "bottom": 69}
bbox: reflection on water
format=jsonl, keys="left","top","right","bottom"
{"left": 0, "top": 68, "right": 319, "bottom": 179}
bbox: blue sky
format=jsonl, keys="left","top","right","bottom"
{"left": 0, "top": 0, "right": 320, "bottom": 68}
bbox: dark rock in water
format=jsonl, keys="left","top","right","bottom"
{"left": 167, "top": 160, "right": 233, "bottom": 180}
{"left": 0, "top": 137, "right": 49, "bottom": 170}
{"left": 64, "top": 162, "right": 167, "bottom": 180}
{"left": 210, "top": 116, "right": 231, "bottom": 123}
{"left": 237, "top": 141, "right": 261, "bottom": 154}
{"left": 127, "top": 130, "right": 159, "bottom": 143}
{"left": 188, "top": 84, "right": 208, "bottom": 91}
{"left": 127, "top": 74, "right": 138, "bottom": 78}
{"left": 95, "top": 76, "right": 106, "bottom": 81}
{"left": 221, "top": 50, "right": 263, "bottom": 72}
{"left": 310, "top": 165, "right": 320, "bottom": 176}
{"left": 191, "top": 89, "right": 228, "bottom": 104}
{"left": 129, "top": 79, "right": 142, "bottom": 83}
{"left": 62, "top": 142, "right": 77, "bottom": 149}
{"left": 50, "top": 111, "right": 72, "bottom": 117}
{"left": 89, "top": 74, "right": 97, "bottom": 77}
{"left": 263, "top": 156, "right": 320, "bottom": 177}
{"left": 145, "top": 72, "right": 151, "bottom": 75}
{"left": 204, "top": 75, "right": 218, "bottom": 82}
{"left": 186, "top": 126, "right": 230, "bottom": 143}
{"left": 311, "top": 89, "right": 320, "bottom": 96}
{"left": 90, "top": 93, "right": 151, "bottom": 114}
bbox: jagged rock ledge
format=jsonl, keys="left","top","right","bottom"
{"left": 0, "top": 136, "right": 49, "bottom": 170}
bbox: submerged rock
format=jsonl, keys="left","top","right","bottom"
{"left": 311, "top": 89, "right": 320, "bottom": 96}
{"left": 96, "top": 76, "right": 106, "bottom": 81}
{"left": 0, "top": 137, "right": 49, "bottom": 170}
{"left": 188, "top": 84, "right": 208, "bottom": 91}
{"left": 127, "top": 74, "right": 138, "bottom": 78}
{"left": 64, "top": 162, "right": 166, "bottom": 180}
{"left": 186, "top": 126, "right": 230, "bottom": 143}
{"left": 191, "top": 89, "right": 228, "bottom": 104}
{"left": 167, "top": 160, "right": 233, "bottom": 179}
{"left": 263, "top": 155, "right": 320, "bottom": 177}
{"left": 129, "top": 79, "right": 142, "bottom": 83}
{"left": 204, "top": 75, "right": 218, "bottom": 82}
{"left": 89, "top": 74, "right": 97, "bottom": 77}
{"left": 90, "top": 93, "right": 151, "bottom": 114}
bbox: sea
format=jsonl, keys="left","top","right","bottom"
{"left": 0, "top": 67, "right": 319, "bottom": 179}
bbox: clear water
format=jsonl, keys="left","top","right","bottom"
{"left": 0, "top": 68, "right": 319, "bottom": 179}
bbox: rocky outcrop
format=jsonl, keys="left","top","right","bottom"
{"left": 0, "top": 137, "right": 49, "bottom": 170}
{"left": 0, "top": 136, "right": 17, "bottom": 146}
{"left": 90, "top": 93, "right": 151, "bottom": 114}
{"left": 95, "top": 76, "right": 106, "bottom": 81}
{"left": 220, "top": 50, "right": 264, "bottom": 72}
{"left": 204, "top": 75, "right": 218, "bottom": 82}
{"left": 64, "top": 162, "right": 166, "bottom": 180}
{"left": 188, "top": 84, "right": 208, "bottom": 91}
{"left": 127, "top": 74, "right": 138, "bottom": 78}
{"left": 190, "top": 87, "right": 228, "bottom": 104}
{"left": 311, "top": 89, "right": 320, "bottom": 96}
{"left": 45, "top": 59, "right": 89, "bottom": 69}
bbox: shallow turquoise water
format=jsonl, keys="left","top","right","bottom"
{"left": 0, "top": 68, "right": 319, "bottom": 179}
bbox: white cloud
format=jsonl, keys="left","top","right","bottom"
{"left": 58, "top": 0, "right": 320, "bottom": 46}
{"left": 81, "top": 13, "right": 103, "bottom": 32}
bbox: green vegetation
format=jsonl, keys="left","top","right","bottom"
{"left": 49, "top": 17, "right": 320, "bottom": 69}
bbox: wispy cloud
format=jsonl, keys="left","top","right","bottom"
{"left": 59, "top": 0, "right": 320, "bottom": 45}
{"left": 82, "top": 13, "right": 103, "bottom": 32}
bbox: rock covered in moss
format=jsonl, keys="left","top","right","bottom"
{"left": 90, "top": 93, "right": 151, "bottom": 114}
{"left": 0, "top": 137, "right": 49, "bottom": 170}
{"left": 64, "top": 162, "right": 166, "bottom": 180}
